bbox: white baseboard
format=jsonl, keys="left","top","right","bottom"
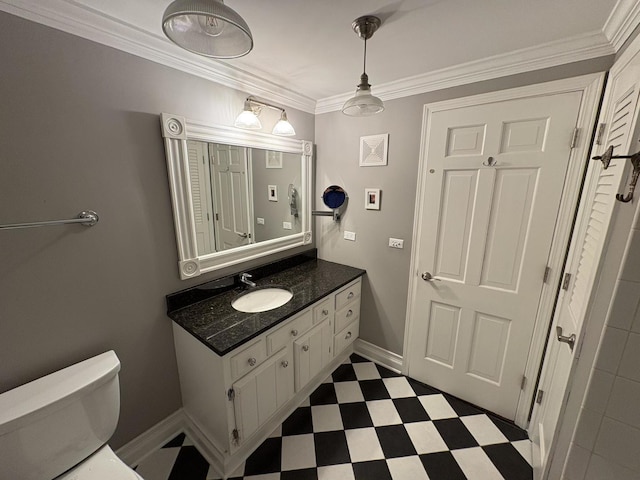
{"left": 116, "top": 409, "right": 186, "bottom": 468}
{"left": 354, "top": 338, "right": 404, "bottom": 373}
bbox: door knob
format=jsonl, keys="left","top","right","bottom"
{"left": 556, "top": 326, "right": 576, "bottom": 352}
{"left": 421, "top": 272, "right": 441, "bottom": 281}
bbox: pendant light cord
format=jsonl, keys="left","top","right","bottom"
{"left": 363, "top": 37, "right": 367, "bottom": 75}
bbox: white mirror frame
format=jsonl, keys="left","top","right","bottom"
{"left": 161, "top": 113, "right": 313, "bottom": 279}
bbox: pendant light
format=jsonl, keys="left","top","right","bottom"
{"left": 162, "top": 0, "right": 253, "bottom": 59}
{"left": 342, "top": 16, "right": 384, "bottom": 116}
{"left": 235, "top": 97, "right": 296, "bottom": 136}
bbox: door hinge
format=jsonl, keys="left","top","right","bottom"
{"left": 543, "top": 266, "right": 551, "bottom": 284}
{"left": 207, "top": 212, "right": 210, "bottom": 221}
{"left": 521, "top": 375, "right": 527, "bottom": 390}
{"left": 227, "top": 388, "right": 235, "bottom": 401}
{"left": 570, "top": 128, "right": 579, "bottom": 149}
{"left": 595, "top": 123, "right": 606, "bottom": 146}
{"left": 231, "top": 428, "right": 240, "bottom": 445}
{"left": 215, "top": 213, "right": 219, "bottom": 221}
{"left": 562, "top": 273, "right": 572, "bottom": 290}
{"left": 536, "top": 389, "right": 545, "bottom": 404}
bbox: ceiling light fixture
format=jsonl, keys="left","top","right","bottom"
{"left": 342, "top": 15, "right": 384, "bottom": 117}
{"left": 162, "top": 0, "right": 253, "bottom": 59}
{"left": 234, "top": 97, "right": 296, "bottom": 136}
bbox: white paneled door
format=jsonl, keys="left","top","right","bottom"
{"left": 406, "top": 91, "right": 583, "bottom": 421}
{"left": 210, "top": 143, "right": 252, "bottom": 251}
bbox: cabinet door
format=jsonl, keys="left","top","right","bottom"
{"left": 294, "top": 319, "right": 332, "bottom": 392}
{"left": 232, "top": 348, "right": 293, "bottom": 443}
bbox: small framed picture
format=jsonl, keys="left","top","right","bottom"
{"left": 360, "top": 133, "right": 389, "bottom": 167}
{"left": 365, "top": 188, "right": 381, "bottom": 210}
{"left": 266, "top": 151, "right": 283, "bottom": 169}
{"left": 268, "top": 185, "right": 278, "bottom": 202}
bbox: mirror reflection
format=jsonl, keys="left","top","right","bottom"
{"left": 187, "top": 140, "right": 303, "bottom": 256}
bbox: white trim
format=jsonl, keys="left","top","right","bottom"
{"left": 116, "top": 409, "right": 186, "bottom": 468}
{"left": 353, "top": 338, "right": 403, "bottom": 373}
{"left": 603, "top": 0, "right": 640, "bottom": 51}
{"left": 402, "top": 73, "right": 605, "bottom": 429}
{"left": 0, "top": 0, "right": 316, "bottom": 114}
{"left": 315, "top": 31, "right": 613, "bottom": 114}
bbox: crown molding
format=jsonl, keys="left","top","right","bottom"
{"left": 0, "top": 0, "right": 317, "bottom": 114}
{"left": 603, "top": 0, "right": 640, "bottom": 51}
{"left": 315, "top": 31, "right": 615, "bottom": 114}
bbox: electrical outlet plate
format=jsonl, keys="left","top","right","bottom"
{"left": 344, "top": 231, "right": 356, "bottom": 241}
{"left": 389, "top": 238, "right": 404, "bottom": 249}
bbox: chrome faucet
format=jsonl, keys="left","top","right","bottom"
{"left": 239, "top": 272, "right": 256, "bottom": 287}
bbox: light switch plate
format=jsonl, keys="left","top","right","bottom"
{"left": 283, "top": 222, "right": 292, "bottom": 230}
{"left": 257, "top": 217, "right": 265, "bottom": 225}
{"left": 344, "top": 231, "right": 356, "bottom": 241}
{"left": 389, "top": 238, "right": 404, "bottom": 249}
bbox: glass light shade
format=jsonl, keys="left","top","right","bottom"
{"left": 342, "top": 86, "right": 385, "bottom": 116}
{"left": 272, "top": 112, "right": 296, "bottom": 136}
{"left": 162, "top": 0, "right": 253, "bottom": 58}
{"left": 234, "top": 110, "right": 262, "bottom": 129}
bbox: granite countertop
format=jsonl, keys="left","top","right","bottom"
{"left": 168, "top": 258, "right": 365, "bottom": 356}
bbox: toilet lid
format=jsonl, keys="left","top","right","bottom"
{"left": 57, "top": 445, "right": 143, "bottom": 480}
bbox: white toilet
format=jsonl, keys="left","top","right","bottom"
{"left": 0, "top": 351, "right": 143, "bottom": 480}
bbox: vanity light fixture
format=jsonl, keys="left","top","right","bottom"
{"left": 342, "top": 15, "right": 384, "bottom": 116}
{"left": 234, "top": 97, "right": 296, "bottom": 136}
{"left": 162, "top": 0, "right": 253, "bottom": 59}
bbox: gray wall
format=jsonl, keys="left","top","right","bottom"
{"left": 314, "top": 56, "right": 614, "bottom": 355}
{"left": 0, "top": 11, "right": 314, "bottom": 448}
{"left": 251, "top": 150, "right": 303, "bottom": 242}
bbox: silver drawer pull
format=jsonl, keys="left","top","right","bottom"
{"left": 248, "top": 357, "right": 257, "bottom": 366}
{"left": 302, "top": 344, "right": 309, "bottom": 352}
{"left": 322, "top": 309, "right": 329, "bottom": 316}
{"left": 345, "top": 332, "right": 352, "bottom": 340}
{"left": 281, "top": 360, "right": 289, "bottom": 368}
{"left": 347, "top": 292, "right": 354, "bottom": 299}
{"left": 291, "top": 329, "right": 299, "bottom": 337}
{"left": 346, "top": 309, "right": 353, "bottom": 317}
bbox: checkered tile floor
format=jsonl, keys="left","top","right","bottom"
{"left": 136, "top": 354, "right": 532, "bottom": 480}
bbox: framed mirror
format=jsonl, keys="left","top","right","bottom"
{"left": 161, "top": 113, "right": 313, "bottom": 279}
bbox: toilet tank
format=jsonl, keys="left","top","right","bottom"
{"left": 0, "top": 351, "right": 121, "bottom": 480}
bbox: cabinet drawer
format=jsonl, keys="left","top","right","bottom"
{"left": 334, "top": 319, "right": 359, "bottom": 355}
{"left": 266, "top": 309, "right": 313, "bottom": 355}
{"left": 335, "top": 279, "right": 361, "bottom": 310}
{"left": 230, "top": 339, "right": 267, "bottom": 381}
{"left": 335, "top": 302, "right": 360, "bottom": 334}
{"left": 313, "top": 297, "right": 334, "bottom": 325}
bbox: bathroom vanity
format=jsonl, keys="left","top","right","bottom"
{"left": 167, "top": 254, "right": 364, "bottom": 476}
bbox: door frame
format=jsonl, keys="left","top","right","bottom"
{"left": 402, "top": 73, "right": 605, "bottom": 428}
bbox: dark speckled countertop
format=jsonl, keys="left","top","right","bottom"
{"left": 167, "top": 258, "right": 365, "bottom": 356}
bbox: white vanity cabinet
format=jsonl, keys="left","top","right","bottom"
{"left": 172, "top": 276, "right": 362, "bottom": 477}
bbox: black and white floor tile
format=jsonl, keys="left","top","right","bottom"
{"left": 135, "top": 354, "right": 532, "bottom": 480}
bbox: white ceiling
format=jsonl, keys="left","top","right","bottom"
{"left": 2, "top": 0, "right": 638, "bottom": 113}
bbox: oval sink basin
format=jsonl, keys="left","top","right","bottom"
{"left": 232, "top": 287, "right": 293, "bottom": 313}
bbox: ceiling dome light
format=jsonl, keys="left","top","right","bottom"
{"left": 162, "top": 0, "right": 253, "bottom": 59}
{"left": 272, "top": 111, "right": 296, "bottom": 136}
{"left": 342, "top": 16, "right": 384, "bottom": 117}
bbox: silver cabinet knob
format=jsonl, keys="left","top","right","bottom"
{"left": 346, "top": 309, "right": 353, "bottom": 317}
{"left": 345, "top": 332, "right": 352, "bottom": 340}
{"left": 291, "top": 329, "right": 298, "bottom": 337}
{"left": 421, "top": 272, "right": 441, "bottom": 281}
{"left": 322, "top": 309, "right": 329, "bottom": 316}
{"left": 281, "top": 360, "right": 289, "bottom": 368}
{"left": 556, "top": 326, "right": 576, "bottom": 351}
{"left": 248, "top": 357, "right": 257, "bottom": 366}
{"left": 302, "top": 344, "right": 309, "bottom": 352}
{"left": 347, "top": 292, "right": 354, "bottom": 299}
